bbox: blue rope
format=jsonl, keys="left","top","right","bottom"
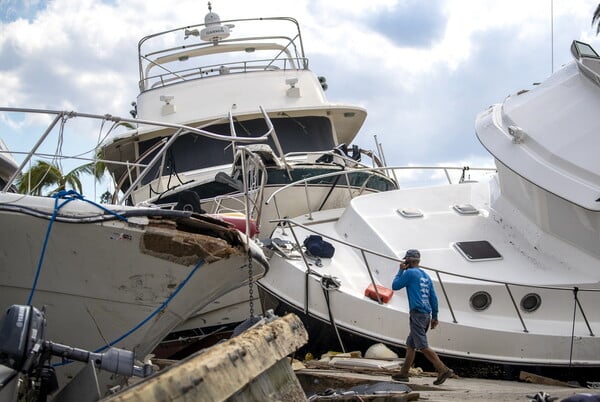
{"left": 52, "top": 258, "right": 205, "bottom": 366}
{"left": 94, "top": 258, "right": 205, "bottom": 352}
{"left": 27, "top": 190, "right": 127, "bottom": 305}
{"left": 29, "top": 189, "right": 205, "bottom": 366}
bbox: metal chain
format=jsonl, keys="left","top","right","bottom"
{"left": 248, "top": 248, "right": 254, "bottom": 317}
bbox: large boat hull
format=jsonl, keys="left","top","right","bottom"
{"left": 0, "top": 193, "right": 267, "bottom": 392}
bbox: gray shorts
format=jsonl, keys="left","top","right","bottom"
{"left": 406, "top": 310, "right": 430, "bottom": 350}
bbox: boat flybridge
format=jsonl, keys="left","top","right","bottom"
{"left": 259, "top": 40, "right": 600, "bottom": 372}
{"left": 99, "top": 4, "right": 394, "bottom": 232}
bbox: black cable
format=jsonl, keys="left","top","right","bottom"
{"left": 320, "top": 276, "right": 345, "bottom": 353}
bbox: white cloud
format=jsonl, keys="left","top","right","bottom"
{"left": 1, "top": 0, "right": 599, "bottom": 175}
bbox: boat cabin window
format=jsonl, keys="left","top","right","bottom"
{"left": 138, "top": 116, "right": 335, "bottom": 185}
{"left": 571, "top": 40, "right": 599, "bottom": 59}
{"left": 454, "top": 241, "right": 503, "bottom": 262}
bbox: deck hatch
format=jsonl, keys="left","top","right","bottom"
{"left": 453, "top": 204, "right": 479, "bottom": 215}
{"left": 454, "top": 241, "right": 502, "bottom": 261}
{"left": 396, "top": 208, "right": 423, "bottom": 218}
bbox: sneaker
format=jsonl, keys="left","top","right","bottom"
{"left": 391, "top": 373, "right": 410, "bottom": 382}
{"left": 433, "top": 369, "right": 454, "bottom": 385}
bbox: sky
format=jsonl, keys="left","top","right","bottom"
{"left": 1, "top": 0, "right": 600, "bottom": 195}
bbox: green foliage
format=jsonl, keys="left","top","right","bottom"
{"left": 594, "top": 3, "right": 600, "bottom": 34}
{"left": 16, "top": 159, "right": 107, "bottom": 196}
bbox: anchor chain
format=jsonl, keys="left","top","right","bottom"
{"left": 248, "top": 248, "right": 254, "bottom": 317}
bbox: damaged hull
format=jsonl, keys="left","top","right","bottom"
{"left": 0, "top": 192, "right": 268, "bottom": 394}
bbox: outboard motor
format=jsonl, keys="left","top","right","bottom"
{"left": 0, "top": 305, "right": 153, "bottom": 402}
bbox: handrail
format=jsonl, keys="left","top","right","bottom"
{"left": 0, "top": 106, "right": 277, "bottom": 203}
{"left": 0, "top": 107, "right": 276, "bottom": 146}
{"left": 265, "top": 165, "right": 496, "bottom": 217}
{"left": 137, "top": 16, "right": 305, "bottom": 86}
{"left": 273, "top": 217, "right": 599, "bottom": 338}
{"left": 145, "top": 56, "right": 308, "bottom": 90}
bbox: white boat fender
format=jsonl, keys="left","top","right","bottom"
{"left": 364, "top": 343, "right": 398, "bottom": 359}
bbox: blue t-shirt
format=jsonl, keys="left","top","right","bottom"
{"left": 392, "top": 267, "right": 439, "bottom": 319}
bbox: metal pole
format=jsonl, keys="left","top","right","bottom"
{"left": 361, "top": 250, "right": 382, "bottom": 304}
{"left": 3, "top": 113, "right": 63, "bottom": 192}
{"left": 505, "top": 284, "right": 528, "bottom": 333}
{"left": 436, "top": 271, "right": 457, "bottom": 323}
{"left": 574, "top": 287, "right": 594, "bottom": 336}
{"left": 286, "top": 221, "right": 312, "bottom": 315}
{"left": 118, "top": 128, "right": 184, "bottom": 204}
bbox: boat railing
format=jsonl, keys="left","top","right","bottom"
{"left": 111, "top": 106, "right": 277, "bottom": 205}
{"left": 274, "top": 217, "right": 598, "bottom": 344}
{"left": 281, "top": 150, "right": 379, "bottom": 170}
{"left": 137, "top": 16, "right": 307, "bottom": 91}
{"left": 265, "top": 165, "right": 496, "bottom": 221}
{"left": 144, "top": 56, "right": 309, "bottom": 90}
{"left": 0, "top": 107, "right": 276, "bottom": 210}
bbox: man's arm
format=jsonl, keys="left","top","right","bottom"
{"left": 429, "top": 280, "right": 439, "bottom": 328}
{"left": 392, "top": 265, "right": 409, "bottom": 290}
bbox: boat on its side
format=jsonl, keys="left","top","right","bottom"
{"left": 258, "top": 40, "right": 600, "bottom": 373}
{"left": 0, "top": 108, "right": 268, "bottom": 395}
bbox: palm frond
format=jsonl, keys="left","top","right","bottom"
{"left": 15, "top": 161, "right": 63, "bottom": 196}
{"left": 593, "top": 3, "right": 600, "bottom": 34}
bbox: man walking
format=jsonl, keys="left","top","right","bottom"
{"left": 391, "top": 249, "right": 453, "bottom": 385}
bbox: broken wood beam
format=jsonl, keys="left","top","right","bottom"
{"left": 103, "top": 313, "right": 308, "bottom": 402}
{"left": 519, "top": 371, "right": 578, "bottom": 388}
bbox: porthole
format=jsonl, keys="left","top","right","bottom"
{"left": 470, "top": 291, "right": 492, "bottom": 311}
{"left": 520, "top": 293, "right": 542, "bottom": 313}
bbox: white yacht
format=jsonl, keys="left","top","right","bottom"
{"left": 0, "top": 108, "right": 268, "bottom": 394}
{"left": 99, "top": 5, "right": 398, "bottom": 336}
{"left": 0, "top": 139, "right": 18, "bottom": 190}
{"left": 259, "top": 40, "right": 600, "bottom": 371}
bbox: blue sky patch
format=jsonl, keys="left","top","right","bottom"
{"left": 0, "top": 0, "right": 47, "bottom": 23}
{"left": 368, "top": 1, "right": 446, "bottom": 48}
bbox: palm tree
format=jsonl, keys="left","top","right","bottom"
{"left": 16, "top": 160, "right": 105, "bottom": 196}
{"left": 594, "top": 3, "right": 600, "bottom": 34}
{"left": 15, "top": 119, "right": 133, "bottom": 198}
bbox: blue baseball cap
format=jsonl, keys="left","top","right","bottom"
{"left": 404, "top": 249, "right": 420, "bottom": 260}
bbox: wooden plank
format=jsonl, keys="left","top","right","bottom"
{"left": 519, "top": 371, "right": 578, "bottom": 388}
{"left": 305, "top": 392, "right": 420, "bottom": 401}
{"left": 103, "top": 314, "right": 308, "bottom": 402}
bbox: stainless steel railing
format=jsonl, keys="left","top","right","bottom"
{"left": 0, "top": 107, "right": 277, "bottom": 207}
{"left": 265, "top": 165, "right": 496, "bottom": 221}
{"left": 273, "top": 217, "right": 598, "bottom": 342}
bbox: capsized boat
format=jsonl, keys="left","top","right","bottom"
{"left": 0, "top": 108, "right": 268, "bottom": 394}
{"left": 98, "top": 4, "right": 398, "bottom": 338}
{"left": 258, "top": 40, "right": 600, "bottom": 372}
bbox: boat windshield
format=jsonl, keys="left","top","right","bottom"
{"left": 571, "top": 40, "right": 599, "bottom": 59}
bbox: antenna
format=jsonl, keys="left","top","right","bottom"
{"left": 551, "top": 0, "right": 554, "bottom": 74}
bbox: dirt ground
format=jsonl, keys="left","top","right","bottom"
{"left": 297, "top": 368, "right": 600, "bottom": 401}
{"left": 406, "top": 374, "right": 599, "bottom": 401}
